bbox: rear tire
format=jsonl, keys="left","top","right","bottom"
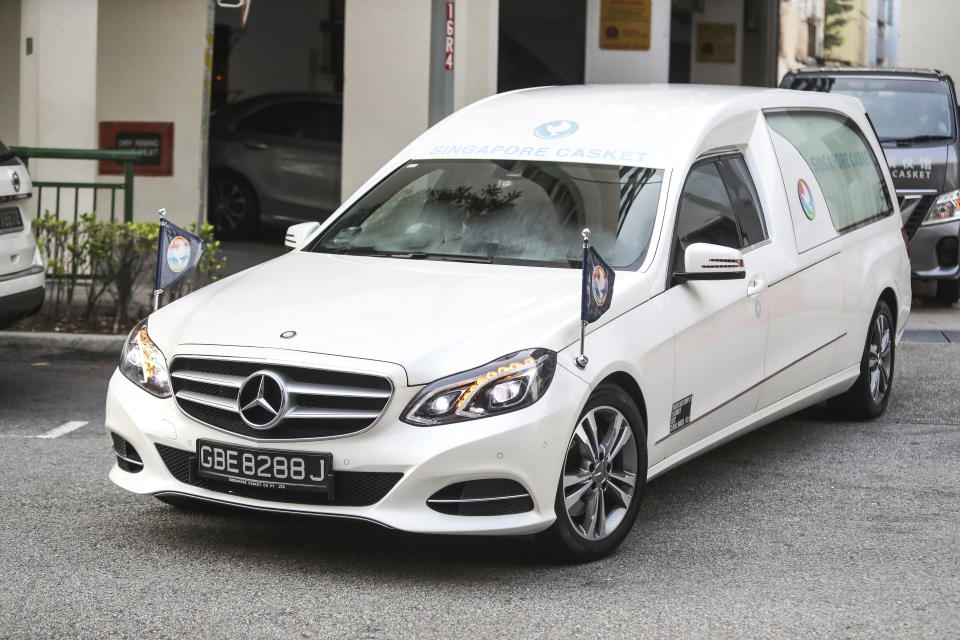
{"left": 936, "top": 279, "right": 960, "bottom": 305}
{"left": 541, "top": 384, "right": 647, "bottom": 562}
{"left": 208, "top": 170, "right": 259, "bottom": 238}
{"left": 831, "top": 299, "right": 895, "bottom": 418}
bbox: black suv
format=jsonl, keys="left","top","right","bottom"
{"left": 782, "top": 68, "right": 960, "bottom": 303}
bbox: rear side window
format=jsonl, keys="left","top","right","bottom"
{"left": 765, "top": 111, "right": 893, "bottom": 232}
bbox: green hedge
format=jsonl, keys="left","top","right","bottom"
{"left": 31, "top": 212, "right": 226, "bottom": 332}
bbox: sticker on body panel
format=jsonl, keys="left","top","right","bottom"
{"left": 670, "top": 395, "right": 693, "bottom": 433}
{"left": 798, "top": 179, "right": 816, "bottom": 220}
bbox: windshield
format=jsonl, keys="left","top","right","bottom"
{"left": 786, "top": 76, "right": 956, "bottom": 143}
{"left": 309, "top": 159, "right": 664, "bottom": 268}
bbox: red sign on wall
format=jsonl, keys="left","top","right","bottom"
{"left": 98, "top": 121, "right": 174, "bottom": 177}
{"left": 445, "top": 2, "right": 455, "bottom": 70}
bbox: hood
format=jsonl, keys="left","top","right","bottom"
{"left": 150, "top": 251, "right": 651, "bottom": 385}
{"left": 882, "top": 145, "right": 949, "bottom": 192}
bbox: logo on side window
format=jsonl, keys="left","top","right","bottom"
{"left": 797, "top": 178, "right": 815, "bottom": 220}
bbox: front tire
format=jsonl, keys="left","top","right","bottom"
{"left": 208, "top": 170, "right": 259, "bottom": 238}
{"left": 832, "top": 299, "right": 895, "bottom": 418}
{"left": 542, "top": 384, "right": 647, "bottom": 562}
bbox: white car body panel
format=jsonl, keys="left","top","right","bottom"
{"left": 0, "top": 158, "right": 44, "bottom": 328}
{"left": 106, "top": 85, "right": 911, "bottom": 535}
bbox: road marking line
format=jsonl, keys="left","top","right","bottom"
{"left": 32, "top": 421, "right": 89, "bottom": 439}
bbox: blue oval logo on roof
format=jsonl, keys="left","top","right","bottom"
{"left": 533, "top": 120, "right": 579, "bottom": 139}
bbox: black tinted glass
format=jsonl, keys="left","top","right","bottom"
{"left": 786, "top": 76, "right": 956, "bottom": 142}
{"left": 237, "top": 104, "right": 279, "bottom": 135}
{"left": 0, "top": 139, "right": 17, "bottom": 166}
{"left": 674, "top": 162, "right": 739, "bottom": 272}
{"left": 720, "top": 157, "right": 767, "bottom": 247}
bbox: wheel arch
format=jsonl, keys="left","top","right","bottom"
{"left": 209, "top": 167, "right": 261, "bottom": 212}
{"left": 879, "top": 286, "right": 898, "bottom": 331}
{"left": 597, "top": 371, "right": 648, "bottom": 438}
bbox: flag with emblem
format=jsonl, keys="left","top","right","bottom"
{"left": 581, "top": 243, "right": 615, "bottom": 324}
{"left": 155, "top": 218, "right": 206, "bottom": 291}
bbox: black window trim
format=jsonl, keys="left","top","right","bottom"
{"left": 666, "top": 151, "right": 769, "bottom": 289}
{"left": 762, "top": 106, "right": 895, "bottom": 236}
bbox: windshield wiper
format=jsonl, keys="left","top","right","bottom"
{"left": 881, "top": 134, "right": 953, "bottom": 146}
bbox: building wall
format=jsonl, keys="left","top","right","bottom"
{"left": 898, "top": 0, "right": 960, "bottom": 81}
{"left": 0, "top": 0, "right": 21, "bottom": 145}
{"left": 97, "top": 0, "right": 210, "bottom": 226}
{"left": 453, "top": 0, "right": 498, "bottom": 110}
{"left": 690, "top": 0, "right": 743, "bottom": 85}
{"left": 340, "top": 0, "right": 431, "bottom": 200}
{"left": 584, "top": 0, "right": 670, "bottom": 83}
{"left": 827, "top": 0, "right": 870, "bottom": 66}
{"left": 18, "top": 0, "right": 99, "bottom": 187}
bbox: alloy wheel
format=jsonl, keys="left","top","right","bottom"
{"left": 868, "top": 312, "right": 892, "bottom": 403}
{"left": 562, "top": 405, "right": 639, "bottom": 541}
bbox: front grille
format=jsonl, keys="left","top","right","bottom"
{"left": 427, "top": 479, "right": 534, "bottom": 516}
{"left": 169, "top": 356, "right": 392, "bottom": 440}
{"left": 0, "top": 207, "right": 23, "bottom": 235}
{"left": 155, "top": 444, "right": 402, "bottom": 507}
{"left": 111, "top": 432, "right": 143, "bottom": 473}
{"left": 899, "top": 195, "right": 936, "bottom": 239}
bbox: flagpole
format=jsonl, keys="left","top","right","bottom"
{"left": 153, "top": 208, "right": 166, "bottom": 312}
{"left": 576, "top": 228, "right": 590, "bottom": 369}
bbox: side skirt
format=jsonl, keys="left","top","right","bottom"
{"left": 646, "top": 363, "right": 860, "bottom": 481}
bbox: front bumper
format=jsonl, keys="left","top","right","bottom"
{"left": 105, "top": 346, "right": 590, "bottom": 535}
{"left": 909, "top": 219, "right": 960, "bottom": 280}
{"left": 0, "top": 266, "right": 44, "bottom": 328}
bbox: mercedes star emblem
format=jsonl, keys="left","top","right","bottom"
{"left": 11, "top": 171, "right": 20, "bottom": 193}
{"left": 237, "top": 370, "right": 287, "bottom": 429}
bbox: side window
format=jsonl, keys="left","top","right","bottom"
{"left": 673, "top": 161, "right": 740, "bottom": 273}
{"left": 236, "top": 104, "right": 279, "bottom": 135}
{"left": 765, "top": 110, "right": 893, "bottom": 232}
{"left": 718, "top": 157, "right": 767, "bottom": 247}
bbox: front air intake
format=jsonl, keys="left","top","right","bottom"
{"left": 427, "top": 479, "right": 534, "bottom": 516}
{"left": 110, "top": 433, "right": 143, "bottom": 473}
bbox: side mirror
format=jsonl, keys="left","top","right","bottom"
{"left": 673, "top": 242, "right": 746, "bottom": 284}
{"left": 284, "top": 221, "right": 321, "bottom": 250}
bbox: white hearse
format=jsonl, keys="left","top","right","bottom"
{"left": 0, "top": 140, "right": 44, "bottom": 330}
{"left": 106, "top": 86, "right": 910, "bottom": 560}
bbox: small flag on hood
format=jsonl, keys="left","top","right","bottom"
{"left": 581, "top": 243, "right": 615, "bottom": 324}
{"left": 155, "top": 218, "right": 206, "bottom": 291}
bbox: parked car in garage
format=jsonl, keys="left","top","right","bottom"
{"left": 107, "top": 85, "right": 910, "bottom": 561}
{"left": 0, "top": 140, "right": 44, "bottom": 330}
{"left": 207, "top": 92, "right": 342, "bottom": 237}
{"left": 782, "top": 68, "right": 960, "bottom": 303}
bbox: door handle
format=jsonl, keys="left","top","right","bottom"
{"left": 243, "top": 140, "right": 268, "bottom": 150}
{"left": 747, "top": 277, "right": 766, "bottom": 296}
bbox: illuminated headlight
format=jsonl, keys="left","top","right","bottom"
{"left": 922, "top": 190, "right": 960, "bottom": 226}
{"left": 403, "top": 349, "right": 556, "bottom": 426}
{"left": 119, "top": 319, "right": 172, "bottom": 398}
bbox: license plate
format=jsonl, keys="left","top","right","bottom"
{"left": 196, "top": 440, "right": 333, "bottom": 493}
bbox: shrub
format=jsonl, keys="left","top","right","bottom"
{"left": 31, "top": 213, "right": 227, "bottom": 332}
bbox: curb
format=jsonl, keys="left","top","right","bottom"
{"left": 0, "top": 330, "right": 125, "bottom": 359}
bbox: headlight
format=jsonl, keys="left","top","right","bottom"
{"left": 119, "top": 319, "right": 172, "bottom": 398}
{"left": 922, "top": 189, "right": 960, "bottom": 226}
{"left": 403, "top": 349, "right": 556, "bottom": 426}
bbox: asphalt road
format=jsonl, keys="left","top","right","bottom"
{"left": 0, "top": 339, "right": 958, "bottom": 639}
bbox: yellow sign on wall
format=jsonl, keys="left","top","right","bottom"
{"left": 695, "top": 23, "right": 737, "bottom": 64}
{"left": 599, "top": 0, "right": 652, "bottom": 51}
